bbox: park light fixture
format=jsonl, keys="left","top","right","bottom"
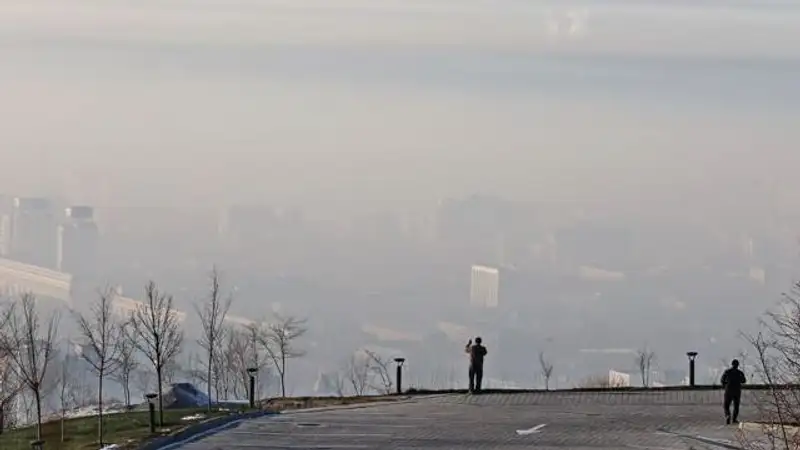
{"left": 686, "top": 352, "right": 698, "bottom": 387}
{"left": 247, "top": 367, "right": 258, "bottom": 408}
{"left": 394, "top": 357, "right": 406, "bottom": 394}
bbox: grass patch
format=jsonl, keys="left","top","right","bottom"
{"left": 0, "top": 408, "right": 230, "bottom": 450}
{"left": 0, "top": 396, "right": 405, "bottom": 449}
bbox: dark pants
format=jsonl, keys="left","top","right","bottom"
{"left": 724, "top": 391, "right": 741, "bottom": 421}
{"left": 469, "top": 365, "right": 483, "bottom": 393}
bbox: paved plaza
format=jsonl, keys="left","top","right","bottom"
{"left": 180, "top": 390, "right": 761, "bottom": 449}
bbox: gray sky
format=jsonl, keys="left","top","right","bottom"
{"left": 1, "top": 0, "right": 798, "bottom": 212}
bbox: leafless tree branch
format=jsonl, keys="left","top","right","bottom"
{"left": 737, "top": 281, "right": 800, "bottom": 449}
{"left": 195, "top": 267, "right": 233, "bottom": 411}
{"left": 345, "top": 353, "right": 370, "bottom": 396}
{"left": 254, "top": 314, "right": 307, "bottom": 397}
{"left": 57, "top": 354, "right": 78, "bottom": 443}
{"left": 111, "top": 320, "right": 138, "bottom": 410}
{"left": 0, "top": 293, "right": 60, "bottom": 440}
{"left": 73, "top": 287, "right": 123, "bottom": 446}
{"left": 364, "top": 350, "right": 393, "bottom": 395}
{"left": 635, "top": 345, "right": 656, "bottom": 388}
{"left": 128, "top": 281, "right": 184, "bottom": 425}
{"left": 539, "top": 351, "right": 554, "bottom": 390}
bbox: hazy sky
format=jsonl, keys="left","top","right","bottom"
{"left": 1, "top": 0, "right": 798, "bottom": 211}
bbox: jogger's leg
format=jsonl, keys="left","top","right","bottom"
{"left": 723, "top": 393, "right": 732, "bottom": 423}
{"left": 468, "top": 367, "right": 475, "bottom": 392}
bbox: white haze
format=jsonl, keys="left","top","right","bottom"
{"left": 0, "top": 0, "right": 799, "bottom": 216}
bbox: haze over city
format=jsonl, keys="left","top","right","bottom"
{"left": 1, "top": 0, "right": 800, "bottom": 396}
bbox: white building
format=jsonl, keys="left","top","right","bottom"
{"left": 608, "top": 370, "right": 631, "bottom": 387}
{"left": 470, "top": 265, "right": 500, "bottom": 308}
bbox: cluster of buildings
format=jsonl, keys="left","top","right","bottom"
{"left": 0, "top": 196, "right": 98, "bottom": 278}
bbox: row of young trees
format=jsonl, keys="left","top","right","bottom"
{"left": 323, "top": 349, "right": 396, "bottom": 397}
{"left": 532, "top": 347, "right": 649, "bottom": 390}
{"left": 0, "top": 267, "right": 309, "bottom": 447}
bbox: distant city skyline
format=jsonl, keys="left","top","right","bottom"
{"left": 1, "top": 0, "right": 798, "bottom": 394}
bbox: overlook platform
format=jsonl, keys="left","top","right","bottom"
{"left": 179, "top": 389, "right": 762, "bottom": 450}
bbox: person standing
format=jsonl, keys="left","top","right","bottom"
{"left": 465, "top": 337, "right": 488, "bottom": 394}
{"left": 721, "top": 359, "right": 747, "bottom": 424}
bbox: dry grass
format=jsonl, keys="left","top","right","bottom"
{"left": 0, "top": 396, "right": 405, "bottom": 450}
{"left": 0, "top": 408, "right": 229, "bottom": 450}
{"left": 261, "top": 395, "right": 405, "bottom": 412}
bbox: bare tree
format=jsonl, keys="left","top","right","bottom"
{"left": 56, "top": 354, "right": 77, "bottom": 443}
{"left": 247, "top": 324, "right": 270, "bottom": 400}
{"left": 74, "top": 287, "right": 123, "bottom": 446}
{"left": 0, "top": 293, "right": 60, "bottom": 440}
{"left": 0, "top": 302, "right": 22, "bottom": 435}
{"left": 331, "top": 371, "right": 346, "bottom": 397}
{"left": 224, "top": 333, "right": 243, "bottom": 400}
{"left": 223, "top": 325, "right": 271, "bottom": 401}
{"left": 737, "top": 282, "right": 800, "bottom": 449}
{"left": 538, "top": 351, "right": 554, "bottom": 390}
{"left": 0, "top": 356, "right": 20, "bottom": 434}
{"left": 162, "top": 360, "right": 181, "bottom": 386}
{"left": 256, "top": 315, "right": 307, "bottom": 397}
{"left": 111, "top": 322, "right": 138, "bottom": 410}
{"left": 635, "top": 345, "right": 656, "bottom": 388}
{"left": 184, "top": 352, "right": 204, "bottom": 389}
{"left": 195, "top": 267, "right": 233, "bottom": 411}
{"left": 364, "top": 350, "right": 393, "bottom": 395}
{"left": 345, "top": 354, "right": 370, "bottom": 396}
{"left": 133, "top": 369, "right": 154, "bottom": 400}
{"left": 228, "top": 327, "right": 253, "bottom": 400}
{"left": 0, "top": 335, "right": 22, "bottom": 434}
{"left": 128, "top": 281, "right": 184, "bottom": 425}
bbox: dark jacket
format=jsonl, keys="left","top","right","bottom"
{"left": 466, "top": 344, "right": 487, "bottom": 367}
{"left": 721, "top": 368, "right": 746, "bottom": 394}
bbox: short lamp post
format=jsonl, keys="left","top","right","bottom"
{"left": 394, "top": 358, "right": 406, "bottom": 395}
{"left": 247, "top": 367, "right": 258, "bottom": 408}
{"left": 686, "top": 352, "right": 698, "bottom": 387}
{"left": 146, "top": 393, "right": 158, "bottom": 433}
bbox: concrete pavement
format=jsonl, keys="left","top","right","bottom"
{"left": 177, "top": 391, "right": 758, "bottom": 449}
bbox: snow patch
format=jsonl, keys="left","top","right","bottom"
{"left": 181, "top": 414, "right": 205, "bottom": 421}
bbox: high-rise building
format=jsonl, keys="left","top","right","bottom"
{"left": 470, "top": 265, "right": 500, "bottom": 308}
{"left": 10, "top": 197, "right": 59, "bottom": 269}
{"left": 59, "top": 206, "right": 99, "bottom": 276}
{"left": 0, "top": 196, "right": 11, "bottom": 257}
{"left": 0, "top": 214, "right": 10, "bottom": 257}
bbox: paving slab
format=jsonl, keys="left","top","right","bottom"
{"left": 177, "top": 391, "right": 758, "bottom": 449}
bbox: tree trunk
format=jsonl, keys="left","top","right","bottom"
{"left": 0, "top": 404, "right": 5, "bottom": 435}
{"left": 98, "top": 373, "right": 104, "bottom": 447}
{"left": 157, "top": 366, "right": 164, "bottom": 426}
{"left": 207, "top": 349, "right": 213, "bottom": 412}
{"left": 281, "top": 353, "right": 287, "bottom": 397}
{"left": 34, "top": 389, "right": 42, "bottom": 441}
{"left": 123, "top": 376, "right": 131, "bottom": 410}
{"left": 61, "top": 414, "right": 65, "bottom": 443}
